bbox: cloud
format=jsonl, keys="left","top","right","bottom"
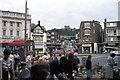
{"left": 0, "top": 0, "right": 119, "bottom": 30}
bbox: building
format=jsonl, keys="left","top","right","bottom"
{"left": 0, "top": 10, "right": 31, "bottom": 41}
{"left": 47, "top": 26, "right": 79, "bottom": 52}
{"left": 31, "top": 21, "right": 47, "bottom": 55}
{"left": 104, "top": 19, "right": 120, "bottom": 52}
{"left": 79, "top": 20, "right": 102, "bottom": 53}
{"left": 47, "top": 29, "right": 61, "bottom": 52}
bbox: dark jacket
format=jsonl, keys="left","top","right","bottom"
{"left": 49, "top": 59, "right": 60, "bottom": 75}
{"left": 86, "top": 59, "right": 92, "bottom": 70}
{"left": 49, "top": 57, "right": 68, "bottom": 74}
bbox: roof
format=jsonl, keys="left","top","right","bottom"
{"left": 31, "top": 21, "right": 46, "bottom": 33}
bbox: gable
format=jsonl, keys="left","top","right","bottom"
{"left": 33, "top": 26, "right": 44, "bottom": 34}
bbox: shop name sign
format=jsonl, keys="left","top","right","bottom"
{"left": 82, "top": 44, "right": 91, "bottom": 47}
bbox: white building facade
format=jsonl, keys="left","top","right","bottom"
{"left": 104, "top": 19, "right": 120, "bottom": 51}
{"left": 0, "top": 10, "right": 31, "bottom": 42}
{"left": 31, "top": 21, "right": 47, "bottom": 55}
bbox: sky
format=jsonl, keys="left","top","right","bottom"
{"left": 0, "top": 0, "right": 120, "bottom": 30}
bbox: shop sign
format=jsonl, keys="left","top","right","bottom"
{"left": 82, "top": 44, "right": 91, "bottom": 47}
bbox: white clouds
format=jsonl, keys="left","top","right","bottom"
{"left": 0, "top": 0, "right": 120, "bottom": 30}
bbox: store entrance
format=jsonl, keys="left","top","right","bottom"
{"left": 83, "top": 47, "right": 90, "bottom": 54}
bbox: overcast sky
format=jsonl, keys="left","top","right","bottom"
{"left": 1, "top": 0, "right": 120, "bottom": 30}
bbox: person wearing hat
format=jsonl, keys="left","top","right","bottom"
{"left": 106, "top": 53, "right": 117, "bottom": 80}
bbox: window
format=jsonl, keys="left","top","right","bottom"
{"left": 84, "top": 30, "right": 90, "bottom": 35}
{"left": 106, "top": 29, "right": 116, "bottom": 36}
{"left": 110, "top": 37, "right": 113, "bottom": 41}
{"left": 114, "top": 30, "right": 116, "bottom": 35}
{"left": 17, "top": 22, "right": 20, "bottom": 27}
{"left": 84, "top": 23, "right": 90, "bottom": 28}
{"left": 51, "top": 36, "right": 55, "bottom": 39}
{"left": 93, "top": 23, "right": 95, "bottom": 27}
{"left": 10, "top": 30, "right": 13, "bottom": 36}
{"left": 51, "top": 32, "right": 55, "bottom": 35}
{"left": 3, "top": 21, "right": 7, "bottom": 26}
{"left": 106, "top": 37, "right": 110, "bottom": 41}
{"left": 10, "top": 13, "right": 15, "bottom": 16}
{"left": 36, "top": 29, "right": 40, "bottom": 34}
{"left": 107, "top": 23, "right": 117, "bottom": 27}
{"left": 34, "top": 36, "right": 43, "bottom": 42}
{"left": 17, "top": 31, "right": 19, "bottom": 36}
{"left": 3, "top": 30, "right": 6, "bottom": 36}
{"left": 10, "top": 21, "right": 14, "bottom": 26}
{"left": 106, "top": 37, "right": 117, "bottom": 42}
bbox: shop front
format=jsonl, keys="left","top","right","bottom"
{"left": 82, "top": 43, "right": 93, "bottom": 54}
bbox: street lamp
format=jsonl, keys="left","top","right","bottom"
{"left": 24, "top": 0, "right": 27, "bottom": 60}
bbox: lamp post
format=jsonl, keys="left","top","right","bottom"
{"left": 24, "top": 0, "right": 27, "bottom": 40}
{"left": 24, "top": 0, "right": 27, "bottom": 60}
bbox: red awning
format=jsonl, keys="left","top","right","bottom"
{"left": 53, "top": 52, "right": 62, "bottom": 54}
{"left": 66, "top": 52, "right": 75, "bottom": 54}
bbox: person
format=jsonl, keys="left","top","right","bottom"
{"left": 14, "top": 50, "right": 20, "bottom": 71}
{"left": 19, "top": 48, "right": 25, "bottom": 61}
{"left": 49, "top": 56, "right": 60, "bottom": 80}
{"left": 73, "top": 53, "right": 80, "bottom": 74}
{"left": 9, "top": 51, "right": 14, "bottom": 61}
{"left": 59, "top": 56, "right": 68, "bottom": 80}
{"left": 49, "top": 54, "right": 54, "bottom": 62}
{"left": 27, "top": 61, "right": 50, "bottom": 80}
{"left": 106, "top": 53, "right": 117, "bottom": 80}
{"left": 49, "top": 56, "right": 69, "bottom": 80}
{"left": 66, "top": 54, "right": 78, "bottom": 80}
{"left": 2, "top": 48, "right": 15, "bottom": 80}
{"left": 25, "top": 54, "right": 32, "bottom": 69}
{"left": 85, "top": 55, "right": 92, "bottom": 80}
{"left": 18, "top": 62, "right": 30, "bottom": 80}
{"left": 42, "top": 53, "right": 50, "bottom": 62}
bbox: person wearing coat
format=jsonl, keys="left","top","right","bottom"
{"left": 2, "top": 49, "right": 15, "bottom": 80}
{"left": 106, "top": 53, "right": 117, "bottom": 80}
{"left": 85, "top": 55, "right": 92, "bottom": 80}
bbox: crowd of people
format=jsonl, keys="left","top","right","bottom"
{"left": 0, "top": 48, "right": 118, "bottom": 80}
{"left": 1, "top": 48, "right": 80, "bottom": 80}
